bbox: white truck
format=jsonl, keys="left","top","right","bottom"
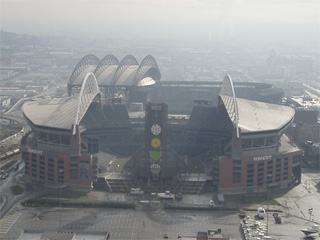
{"left": 257, "top": 207, "right": 266, "bottom": 219}
{"left": 158, "top": 191, "right": 175, "bottom": 200}
{"left": 130, "top": 188, "right": 144, "bottom": 195}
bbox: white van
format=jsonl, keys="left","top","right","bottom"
{"left": 257, "top": 207, "right": 266, "bottom": 219}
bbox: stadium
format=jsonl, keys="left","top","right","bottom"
{"left": 21, "top": 54, "right": 302, "bottom": 194}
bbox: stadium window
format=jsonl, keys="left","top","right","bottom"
{"left": 276, "top": 158, "right": 282, "bottom": 182}
{"left": 58, "top": 159, "right": 64, "bottom": 168}
{"left": 61, "top": 135, "right": 70, "bottom": 145}
{"left": 70, "top": 157, "right": 78, "bottom": 181}
{"left": 233, "top": 172, "right": 241, "bottom": 184}
{"left": 31, "top": 158, "right": 37, "bottom": 167}
{"left": 257, "top": 162, "right": 264, "bottom": 186}
{"left": 267, "top": 160, "right": 273, "bottom": 183}
{"left": 38, "top": 131, "right": 48, "bottom": 142}
{"left": 48, "top": 133, "right": 60, "bottom": 144}
{"left": 283, "top": 158, "right": 289, "bottom": 180}
{"left": 246, "top": 163, "right": 254, "bottom": 186}
{"left": 293, "top": 155, "right": 301, "bottom": 164}
{"left": 253, "top": 138, "right": 265, "bottom": 148}
{"left": 242, "top": 139, "right": 252, "bottom": 149}
{"left": 48, "top": 158, "right": 54, "bottom": 172}
{"left": 233, "top": 159, "right": 242, "bottom": 184}
{"left": 40, "top": 156, "right": 45, "bottom": 179}
{"left": 266, "top": 136, "right": 277, "bottom": 146}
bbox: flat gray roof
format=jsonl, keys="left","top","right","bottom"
{"left": 237, "top": 98, "right": 295, "bottom": 133}
{"left": 40, "top": 231, "right": 75, "bottom": 240}
{"left": 278, "top": 134, "right": 300, "bottom": 154}
{"left": 22, "top": 97, "right": 78, "bottom": 131}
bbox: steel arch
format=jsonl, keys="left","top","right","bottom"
{"left": 133, "top": 55, "right": 161, "bottom": 86}
{"left": 68, "top": 54, "right": 100, "bottom": 95}
{"left": 94, "top": 54, "right": 119, "bottom": 79}
{"left": 219, "top": 75, "right": 240, "bottom": 138}
{"left": 112, "top": 55, "right": 139, "bottom": 85}
{"left": 73, "top": 72, "right": 100, "bottom": 135}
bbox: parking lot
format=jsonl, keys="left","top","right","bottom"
{"left": 0, "top": 192, "right": 319, "bottom": 240}
{"left": 1, "top": 166, "right": 319, "bottom": 239}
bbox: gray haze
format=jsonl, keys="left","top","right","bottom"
{"left": 1, "top": 0, "right": 319, "bottom": 45}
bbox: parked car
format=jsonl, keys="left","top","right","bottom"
{"left": 257, "top": 207, "right": 266, "bottom": 219}
{"left": 273, "top": 213, "right": 282, "bottom": 223}
{"left": 175, "top": 193, "right": 182, "bottom": 201}
{"left": 239, "top": 210, "right": 247, "bottom": 219}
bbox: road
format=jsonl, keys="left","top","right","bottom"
{"left": 0, "top": 159, "right": 28, "bottom": 220}
{"left": 0, "top": 130, "right": 23, "bottom": 152}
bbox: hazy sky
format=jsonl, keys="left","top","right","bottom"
{"left": 1, "top": 0, "right": 319, "bottom": 43}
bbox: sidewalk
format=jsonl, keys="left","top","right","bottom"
{"left": 222, "top": 182, "right": 320, "bottom": 225}
{"left": 275, "top": 179, "right": 320, "bottom": 224}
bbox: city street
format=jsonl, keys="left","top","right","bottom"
{"left": 0, "top": 160, "right": 29, "bottom": 220}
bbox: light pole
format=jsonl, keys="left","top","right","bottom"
{"left": 58, "top": 168, "right": 64, "bottom": 229}
{"left": 266, "top": 173, "right": 272, "bottom": 236}
{"left": 308, "top": 208, "right": 313, "bottom": 221}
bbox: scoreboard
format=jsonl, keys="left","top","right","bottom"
{"left": 145, "top": 103, "right": 168, "bottom": 180}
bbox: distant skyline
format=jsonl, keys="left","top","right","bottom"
{"left": 1, "top": 0, "right": 319, "bottom": 45}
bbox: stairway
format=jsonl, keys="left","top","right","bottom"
{"left": 103, "top": 176, "right": 208, "bottom": 195}
{"left": 105, "top": 178, "right": 141, "bottom": 193}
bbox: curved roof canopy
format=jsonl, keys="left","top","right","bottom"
{"left": 219, "top": 75, "right": 295, "bottom": 135}
{"left": 23, "top": 72, "right": 101, "bottom": 134}
{"left": 73, "top": 72, "right": 100, "bottom": 135}
{"left": 219, "top": 75, "right": 240, "bottom": 138}
{"left": 69, "top": 54, "right": 100, "bottom": 86}
{"left": 68, "top": 54, "right": 161, "bottom": 95}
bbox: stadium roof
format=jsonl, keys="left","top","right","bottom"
{"left": 23, "top": 96, "right": 79, "bottom": 130}
{"left": 68, "top": 54, "right": 161, "bottom": 95}
{"left": 23, "top": 93, "right": 294, "bottom": 135}
{"left": 237, "top": 98, "right": 295, "bottom": 133}
{"left": 219, "top": 75, "right": 294, "bottom": 134}
{"left": 23, "top": 73, "right": 101, "bottom": 133}
{"left": 23, "top": 73, "right": 294, "bottom": 135}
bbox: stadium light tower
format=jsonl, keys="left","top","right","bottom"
{"left": 266, "top": 173, "right": 272, "bottom": 236}
{"left": 58, "top": 169, "right": 64, "bottom": 229}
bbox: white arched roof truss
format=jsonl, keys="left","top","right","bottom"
{"left": 219, "top": 75, "right": 240, "bottom": 138}
{"left": 73, "top": 72, "right": 100, "bottom": 135}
